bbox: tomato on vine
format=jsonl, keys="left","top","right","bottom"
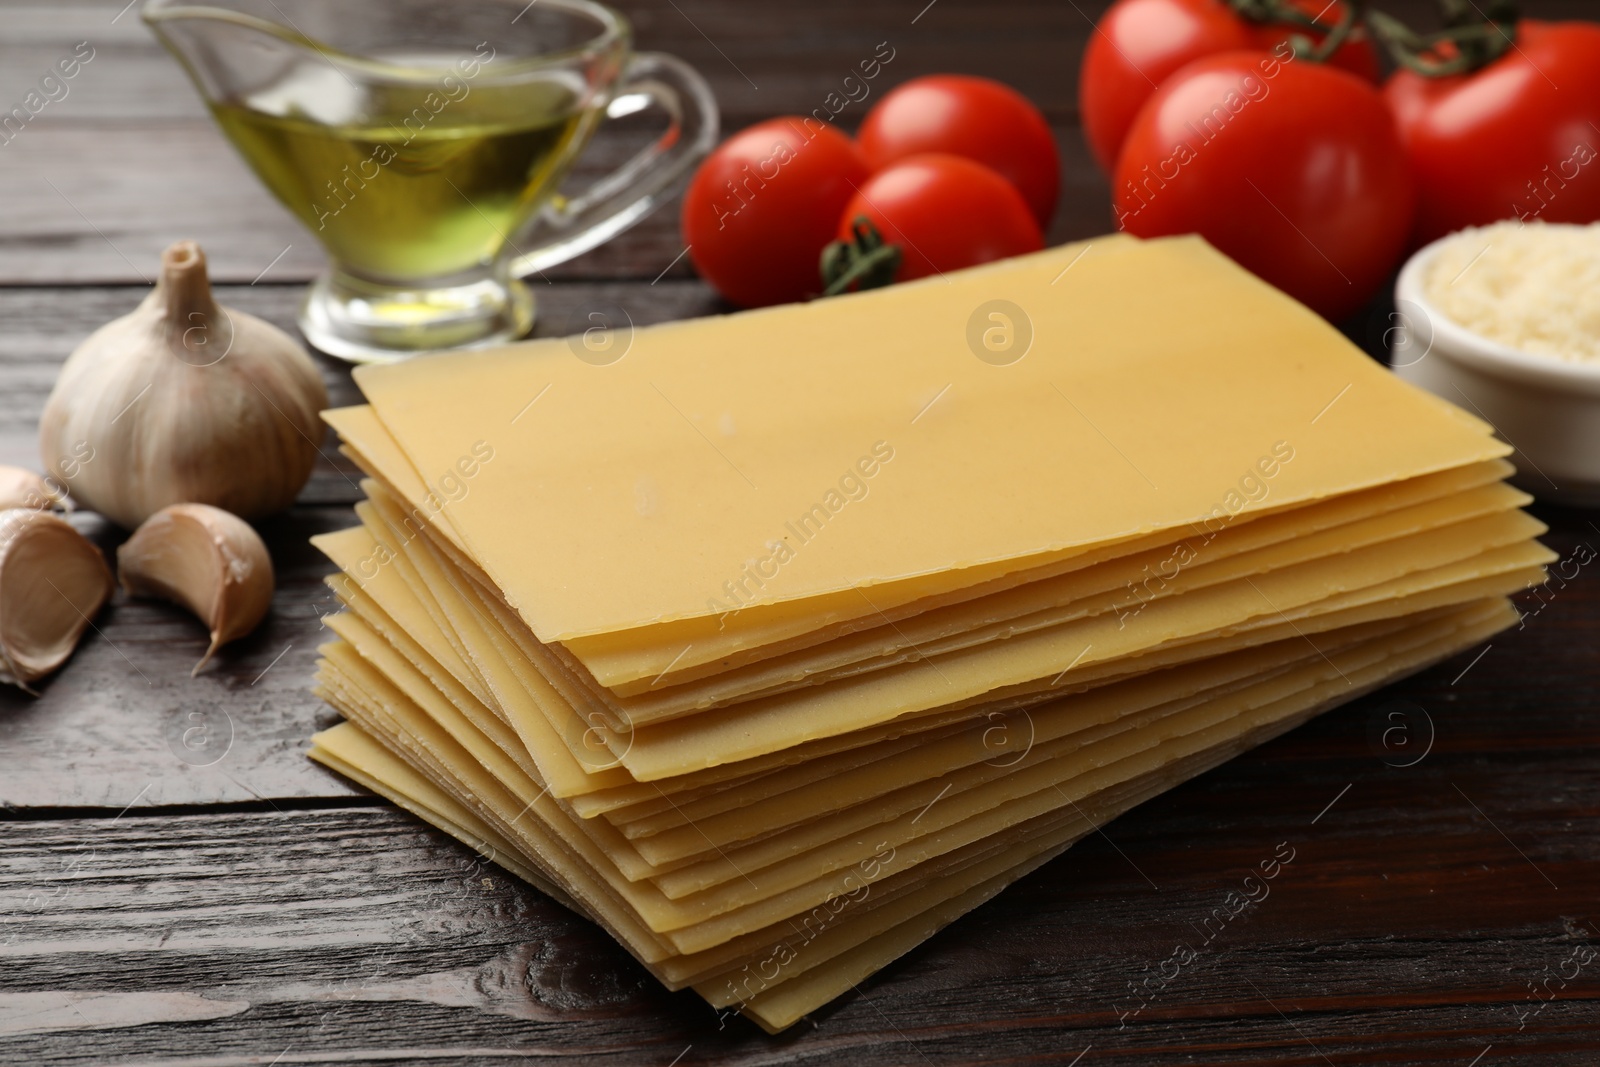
{"left": 1378, "top": 18, "right": 1600, "bottom": 243}
{"left": 681, "top": 118, "right": 868, "bottom": 308}
{"left": 828, "top": 154, "right": 1043, "bottom": 286}
{"left": 1080, "top": 0, "right": 1379, "bottom": 173}
{"left": 1114, "top": 54, "right": 1413, "bottom": 321}
{"left": 856, "top": 75, "right": 1061, "bottom": 228}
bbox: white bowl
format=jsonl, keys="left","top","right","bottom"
{"left": 1393, "top": 232, "right": 1600, "bottom": 507}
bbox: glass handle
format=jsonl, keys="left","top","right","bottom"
{"left": 510, "top": 52, "right": 719, "bottom": 278}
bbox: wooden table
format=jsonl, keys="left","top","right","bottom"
{"left": 3, "top": 1, "right": 1597, "bottom": 1063}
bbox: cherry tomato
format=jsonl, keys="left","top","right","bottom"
{"left": 837, "top": 154, "right": 1044, "bottom": 282}
{"left": 1080, "top": 0, "right": 1378, "bottom": 173}
{"left": 1385, "top": 21, "right": 1600, "bottom": 245}
{"left": 1114, "top": 53, "right": 1414, "bottom": 322}
{"left": 682, "top": 117, "right": 868, "bottom": 308}
{"left": 856, "top": 75, "right": 1060, "bottom": 228}
{"left": 1081, "top": 0, "right": 1251, "bottom": 173}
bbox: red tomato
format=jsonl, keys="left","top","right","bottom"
{"left": 1080, "top": 0, "right": 1378, "bottom": 173}
{"left": 1114, "top": 53, "right": 1414, "bottom": 321}
{"left": 1081, "top": 0, "right": 1251, "bottom": 173}
{"left": 856, "top": 75, "right": 1060, "bottom": 228}
{"left": 682, "top": 117, "right": 868, "bottom": 308}
{"left": 837, "top": 154, "right": 1044, "bottom": 282}
{"left": 1385, "top": 21, "right": 1600, "bottom": 245}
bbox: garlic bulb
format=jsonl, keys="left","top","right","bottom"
{"left": 117, "top": 503, "right": 274, "bottom": 676}
{"left": 0, "top": 465, "right": 68, "bottom": 511}
{"left": 0, "top": 508, "right": 114, "bottom": 689}
{"left": 38, "top": 240, "right": 328, "bottom": 530}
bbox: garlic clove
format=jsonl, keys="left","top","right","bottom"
{"left": 38, "top": 240, "right": 329, "bottom": 530}
{"left": 0, "top": 508, "right": 114, "bottom": 690}
{"left": 117, "top": 503, "right": 274, "bottom": 676}
{"left": 0, "top": 465, "right": 69, "bottom": 512}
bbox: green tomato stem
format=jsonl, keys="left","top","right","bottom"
{"left": 820, "top": 218, "right": 903, "bottom": 297}
{"left": 1367, "top": 0, "right": 1519, "bottom": 77}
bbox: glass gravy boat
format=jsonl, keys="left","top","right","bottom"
{"left": 145, "top": 0, "right": 717, "bottom": 362}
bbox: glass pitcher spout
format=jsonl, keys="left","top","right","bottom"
{"left": 142, "top": 0, "right": 715, "bottom": 362}
{"left": 144, "top": 2, "right": 356, "bottom": 109}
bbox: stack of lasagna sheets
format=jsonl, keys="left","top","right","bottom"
{"left": 307, "top": 234, "right": 1551, "bottom": 1031}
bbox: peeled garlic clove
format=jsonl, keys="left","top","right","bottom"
{"left": 38, "top": 240, "right": 328, "bottom": 530}
{"left": 0, "top": 508, "right": 114, "bottom": 689}
{"left": 0, "top": 465, "right": 68, "bottom": 511}
{"left": 117, "top": 503, "right": 274, "bottom": 676}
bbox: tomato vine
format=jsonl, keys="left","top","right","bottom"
{"left": 1369, "top": 0, "right": 1520, "bottom": 76}
{"left": 1224, "top": 0, "right": 1367, "bottom": 63}
{"left": 1225, "top": 0, "right": 1524, "bottom": 77}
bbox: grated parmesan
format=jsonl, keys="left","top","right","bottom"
{"left": 1423, "top": 220, "right": 1600, "bottom": 364}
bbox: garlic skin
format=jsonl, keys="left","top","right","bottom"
{"left": 0, "top": 508, "right": 114, "bottom": 690}
{"left": 0, "top": 465, "right": 68, "bottom": 512}
{"left": 38, "top": 240, "right": 328, "bottom": 530}
{"left": 117, "top": 503, "right": 274, "bottom": 676}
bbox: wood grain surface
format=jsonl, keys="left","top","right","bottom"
{"left": 1, "top": 0, "right": 1597, "bottom": 1063}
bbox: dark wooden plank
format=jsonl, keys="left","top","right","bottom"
{"left": 0, "top": 0, "right": 1097, "bottom": 125}
{"left": 4, "top": 0, "right": 1599, "bottom": 1060}
{"left": 2, "top": 690, "right": 1596, "bottom": 1067}
{"left": 0, "top": 504, "right": 360, "bottom": 809}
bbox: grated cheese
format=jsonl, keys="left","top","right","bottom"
{"left": 1424, "top": 220, "right": 1600, "bottom": 364}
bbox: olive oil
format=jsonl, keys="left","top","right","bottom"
{"left": 211, "top": 67, "right": 590, "bottom": 280}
